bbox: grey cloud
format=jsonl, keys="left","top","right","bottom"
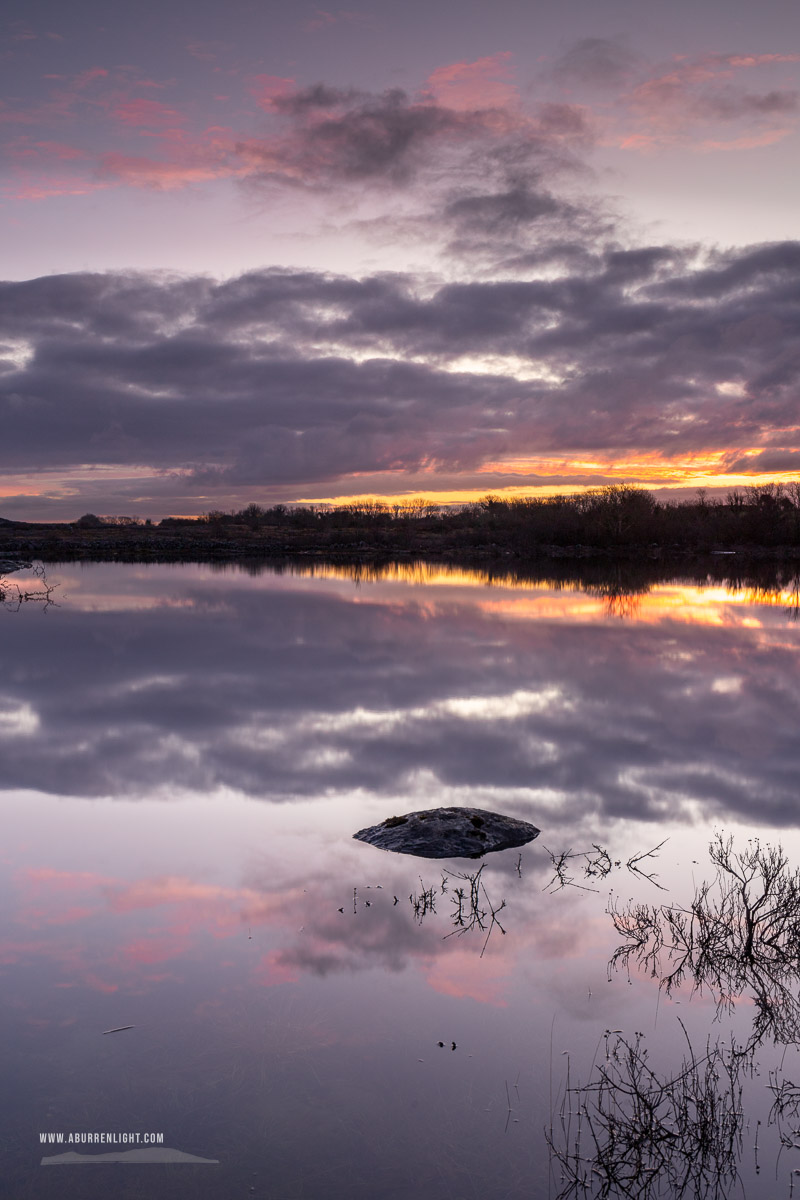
{"left": 443, "top": 180, "right": 564, "bottom": 234}
{"left": 650, "top": 241, "right": 800, "bottom": 297}
{"left": 1, "top": 239, "right": 799, "bottom": 492}
{"left": 269, "top": 84, "right": 363, "bottom": 114}
{"left": 695, "top": 88, "right": 799, "bottom": 120}
{"left": 221, "top": 76, "right": 606, "bottom": 285}
{"left": 726, "top": 449, "right": 800, "bottom": 473}
{"left": 550, "top": 37, "right": 641, "bottom": 90}
{"left": 536, "top": 102, "right": 592, "bottom": 138}
{"left": 247, "top": 87, "right": 481, "bottom": 185}
{"left": 243, "top": 81, "right": 594, "bottom": 266}
{"left": 434, "top": 178, "right": 605, "bottom": 269}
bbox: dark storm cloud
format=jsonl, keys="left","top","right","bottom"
{"left": 3, "top": 565, "right": 800, "bottom": 834}
{"left": 1, "top": 237, "right": 799, "bottom": 492}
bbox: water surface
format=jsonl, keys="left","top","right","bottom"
{"left": 3, "top": 560, "right": 800, "bottom": 1198}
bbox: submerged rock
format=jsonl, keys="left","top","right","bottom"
{"left": 353, "top": 806, "right": 540, "bottom": 859}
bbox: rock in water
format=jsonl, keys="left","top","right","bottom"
{"left": 353, "top": 806, "right": 540, "bottom": 859}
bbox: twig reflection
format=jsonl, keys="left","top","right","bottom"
{"left": 547, "top": 1023, "right": 753, "bottom": 1199}
{"left": 544, "top": 841, "right": 667, "bottom": 893}
{"left": 609, "top": 834, "right": 800, "bottom": 1050}
{"left": 0, "top": 562, "right": 58, "bottom": 612}
{"left": 410, "top": 865, "right": 507, "bottom": 956}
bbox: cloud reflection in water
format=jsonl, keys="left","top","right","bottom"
{"left": 0, "top": 561, "right": 798, "bottom": 831}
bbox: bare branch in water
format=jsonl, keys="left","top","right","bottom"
{"left": 543, "top": 841, "right": 666, "bottom": 893}
{"left": 627, "top": 840, "right": 669, "bottom": 889}
{"left": 409, "top": 878, "right": 437, "bottom": 923}
{"left": 547, "top": 1024, "right": 754, "bottom": 1199}
{"left": 410, "top": 864, "right": 508, "bottom": 955}
{"left": 0, "top": 563, "right": 58, "bottom": 612}
{"left": 608, "top": 834, "right": 800, "bottom": 1050}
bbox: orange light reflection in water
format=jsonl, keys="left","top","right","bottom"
{"left": 257, "top": 563, "right": 799, "bottom": 628}
{"left": 41, "top": 560, "right": 800, "bottom": 625}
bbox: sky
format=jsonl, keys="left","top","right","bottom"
{"left": 1, "top": 0, "right": 799, "bottom": 520}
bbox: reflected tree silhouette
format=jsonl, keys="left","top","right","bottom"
{"left": 547, "top": 1024, "right": 754, "bottom": 1199}
{"left": 608, "top": 834, "right": 800, "bottom": 1050}
{"left": 0, "top": 563, "right": 57, "bottom": 612}
{"left": 583, "top": 579, "right": 649, "bottom": 620}
{"left": 763, "top": 1067, "right": 800, "bottom": 1186}
{"left": 743, "top": 576, "right": 800, "bottom": 621}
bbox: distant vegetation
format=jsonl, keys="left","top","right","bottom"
{"left": 151, "top": 482, "right": 800, "bottom": 550}
{"left": 6, "top": 484, "right": 800, "bottom": 566}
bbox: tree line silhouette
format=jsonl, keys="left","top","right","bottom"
{"left": 155, "top": 482, "right": 800, "bottom": 551}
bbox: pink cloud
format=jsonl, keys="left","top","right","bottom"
{"left": 18, "top": 865, "right": 113, "bottom": 892}
{"left": 113, "top": 98, "right": 186, "bottom": 128}
{"left": 250, "top": 74, "right": 297, "bottom": 110}
{"left": 422, "top": 946, "right": 512, "bottom": 1005}
{"left": 723, "top": 53, "right": 800, "bottom": 69}
{"left": 98, "top": 136, "right": 244, "bottom": 189}
{"left": 694, "top": 127, "right": 793, "bottom": 151}
{"left": 119, "top": 933, "right": 191, "bottom": 965}
{"left": 609, "top": 49, "right": 800, "bottom": 151}
{"left": 253, "top": 949, "right": 300, "bottom": 987}
{"left": 0, "top": 938, "right": 48, "bottom": 965}
{"left": 13, "top": 866, "right": 110, "bottom": 925}
{"left": 7, "top": 176, "right": 112, "bottom": 200}
{"left": 2, "top": 866, "right": 273, "bottom": 994}
{"left": 186, "top": 40, "right": 227, "bottom": 62}
{"left": 34, "top": 139, "right": 87, "bottom": 159}
{"left": 426, "top": 52, "right": 517, "bottom": 111}
{"left": 302, "top": 8, "right": 370, "bottom": 33}
{"left": 0, "top": 105, "right": 32, "bottom": 126}
{"left": 82, "top": 971, "right": 119, "bottom": 994}
{"left": 35, "top": 905, "right": 97, "bottom": 925}
{"left": 72, "top": 66, "right": 110, "bottom": 89}
{"left": 106, "top": 875, "right": 255, "bottom": 911}
{"left": 0, "top": 66, "right": 111, "bottom": 125}
{"left": 1, "top": 56, "right": 577, "bottom": 201}
{"left": 6, "top": 137, "right": 87, "bottom": 162}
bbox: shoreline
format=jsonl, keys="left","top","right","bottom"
{"left": 2, "top": 521, "right": 800, "bottom": 567}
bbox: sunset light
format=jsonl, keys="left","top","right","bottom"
{"left": 3, "top": 5, "right": 800, "bottom": 1190}
{"left": 1, "top": 0, "right": 798, "bottom": 520}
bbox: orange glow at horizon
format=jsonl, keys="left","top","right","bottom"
{"left": 300, "top": 471, "right": 800, "bottom": 508}
{"left": 5, "top": 445, "right": 800, "bottom": 516}
{"left": 297, "top": 447, "right": 800, "bottom": 507}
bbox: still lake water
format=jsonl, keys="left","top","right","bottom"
{"left": 3, "top": 559, "right": 800, "bottom": 1198}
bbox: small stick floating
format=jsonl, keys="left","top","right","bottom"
{"left": 102, "top": 1025, "right": 135, "bottom": 1035}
